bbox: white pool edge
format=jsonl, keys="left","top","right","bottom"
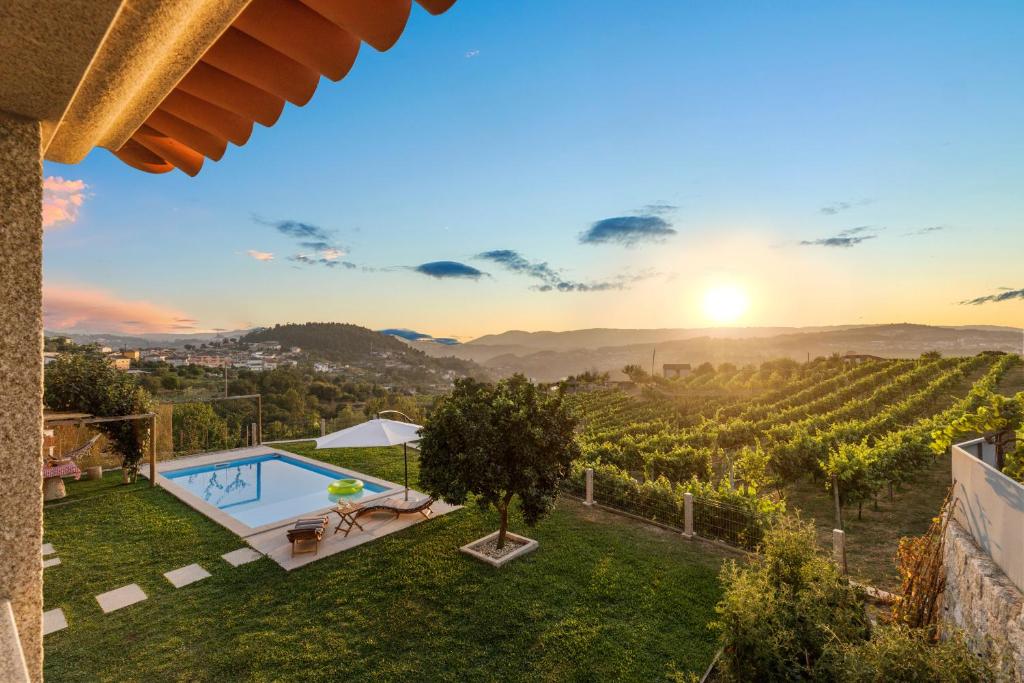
{"left": 143, "top": 446, "right": 406, "bottom": 538}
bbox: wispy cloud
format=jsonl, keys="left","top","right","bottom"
{"left": 414, "top": 261, "right": 486, "bottom": 280}
{"left": 580, "top": 215, "right": 677, "bottom": 246}
{"left": 43, "top": 176, "right": 88, "bottom": 228}
{"left": 640, "top": 202, "right": 678, "bottom": 216}
{"left": 43, "top": 284, "right": 200, "bottom": 333}
{"left": 253, "top": 216, "right": 349, "bottom": 267}
{"left": 904, "top": 225, "right": 945, "bottom": 237}
{"left": 959, "top": 287, "right": 1024, "bottom": 306}
{"left": 476, "top": 249, "right": 655, "bottom": 292}
{"left": 800, "top": 226, "right": 878, "bottom": 248}
{"left": 247, "top": 250, "right": 274, "bottom": 261}
{"left": 819, "top": 198, "right": 871, "bottom": 215}
{"left": 465, "top": 49, "right": 480, "bottom": 58}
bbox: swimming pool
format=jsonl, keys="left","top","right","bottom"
{"left": 163, "top": 453, "right": 389, "bottom": 528}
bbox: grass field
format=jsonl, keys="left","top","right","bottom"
{"left": 43, "top": 444, "right": 729, "bottom": 682}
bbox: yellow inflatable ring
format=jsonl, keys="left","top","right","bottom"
{"left": 328, "top": 478, "right": 363, "bottom": 495}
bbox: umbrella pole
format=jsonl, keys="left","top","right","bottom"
{"left": 404, "top": 442, "right": 409, "bottom": 501}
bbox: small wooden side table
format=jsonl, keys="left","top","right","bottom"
{"left": 332, "top": 502, "right": 365, "bottom": 537}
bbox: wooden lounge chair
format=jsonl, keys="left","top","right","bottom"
{"left": 332, "top": 497, "right": 436, "bottom": 536}
{"left": 286, "top": 516, "right": 328, "bottom": 556}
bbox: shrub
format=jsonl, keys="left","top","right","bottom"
{"left": 712, "top": 517, "right": 870, "bottom": 681}
{"left": 815, "top": 624, "right": 992, "bottom": 682}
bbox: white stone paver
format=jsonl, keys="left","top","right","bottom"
{"left": 95, "top": 584, "right": 147, "bottom": 613}
{"left": 221, "top": 548, "right": 261, "bottom": 567}
{"left": 163, "top": 563, "right": 211, "bottom": 588}
{"left": 43, "top": 557, "right": 61, "bottom": 568}
{"left": 43, "top": 608, "right": 68, "bottom": 635}
{"left": 41, "top": 543, "right": 55, "bottom": 556}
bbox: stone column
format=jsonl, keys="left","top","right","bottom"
{"left": 0, "top": 112, "right": 44, "bottom": 682}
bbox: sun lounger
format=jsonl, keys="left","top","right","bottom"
{"left": 286, "top": 516, "right": 328, "bottom": 555}
{"left": 332, "top": 497, "right": 435, "bottom": 536}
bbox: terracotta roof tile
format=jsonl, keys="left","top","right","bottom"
{"left": 113, "top": 0, "right": 458, "bottom": 176}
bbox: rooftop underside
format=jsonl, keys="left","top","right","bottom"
{"left": 1, "top": 0, "right": 457, "bottom": 175}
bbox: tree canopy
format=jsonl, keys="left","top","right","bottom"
{"left": 45, "top": 351, "right": 154, "bottom": 469}
{"left": 418, "top": 375, "right": 580, "bottom": 548}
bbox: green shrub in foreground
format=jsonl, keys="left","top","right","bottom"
{"left": 815, "top": 624, "right": 991, "bottom": 682}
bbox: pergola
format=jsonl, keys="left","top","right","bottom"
{"left": 0, "top": 3, "right": 459, "bottom": 680}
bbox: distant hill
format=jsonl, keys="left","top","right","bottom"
{"left": 243, "top": 323, "right": 409, "bottom": 361}
{"left": 240, "top": 322, "right": 489, "bottom": 378}
{"left": 416, "top": 323, "right": 1023, "bottom": 381}
{"left": 47, "top": 328, "right": 255, "bottom": 349}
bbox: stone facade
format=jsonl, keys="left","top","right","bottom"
{"left": 0, "top": 112, "right": 43, "bottom": 682}
{"left": 943, "top": 519, "right": 1024, "bottom": 681}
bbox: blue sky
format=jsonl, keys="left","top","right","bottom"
{"left": 43, "top": 0, "right": 1024, "bottom": 338}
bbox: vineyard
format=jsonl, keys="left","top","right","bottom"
{"left": 565, "top": 352, "right": 1022, "bottom": 549}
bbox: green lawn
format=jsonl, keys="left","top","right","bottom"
{"left": 44, "top": 444, "right": 728, "bottom": 682}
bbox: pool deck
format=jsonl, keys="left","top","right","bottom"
{"left": 141, "top": 446, "right": 460, "bottom": 570}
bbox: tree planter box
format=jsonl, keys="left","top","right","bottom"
{"left": 460, "top": 531, "right": 538, "bottom": 568}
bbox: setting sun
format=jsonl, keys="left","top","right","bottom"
{"left": 703, "top": 284, "right": 750, "bottom": 323}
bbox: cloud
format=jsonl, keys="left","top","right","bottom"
{"left": 247, "top": 250, "right": 274, "bottom": 261}
{"left": 414, "top": 261, "right": 485, "bottom": 279}
{"left": 959, "top": 287, "right": 1024, "bottom": 306}
{"left": 44, "top": 284, "right": 200, "bottom": 333}
{"left": 254, "top": 216, "right": 349, "bottom": 267}
{"left": 476, "top": 249, "right": 656, "bottom": 292}
{"left": 42, "top": 176, "right": 88, "bottom": 228}
{"left": 580, "top": 215, "right": 677, "bottom": 246}
{"left": 640, "top": 203, "right": 678, "bottom": 216}
{"left": 819, "top": 198, "right": 871, "bottom": 215}
{"left": 800, "top": 226, "right": 878, "bottom": 248}
{"left": 905, "top": 225, "right": 945, "bottom": 236}
{"left": 465, "top": 49, "right": 480, "bottom": 58}
{"left": 380, "top": 328, "right": 461, "bottom": 346}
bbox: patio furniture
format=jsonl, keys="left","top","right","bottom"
{"left": 286, "top": 517, "right": 328, "bottom": 556}
{"left": 333, "top": 496, "right": 436, "bottom": 536}
{"left": 42, "top": 435, "right": 100, "bottom": 501}
{"left": 331, "top": 502, "right": 366, "bottom": 537}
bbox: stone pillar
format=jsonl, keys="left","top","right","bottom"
{"left": 683, "top": 492, "right": 694, "bottom": 537}
{"left": 832, "top": 529, "right": 847, "bottom": 575}
{"left": 320, "top": 418, "right": 326, "bottom": 437}
{"left": 584, "top": 468, "right": 594, "bottom": 505}
{"left": 0, "top": 112, "right": 44, "bottom": 682}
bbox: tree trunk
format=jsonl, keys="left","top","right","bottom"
{"left": 858, "top": 501, "right": 863, "bottom": 520}
{"left": 496, "top": 493, "right": 513, "bottom": 550}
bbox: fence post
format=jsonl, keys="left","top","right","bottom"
{"left": 584, "top": 468, "right": 594, "bottom": 505}
{"left": 684, "top": 492, "right": 694, "bottom": 538}
{"left": 320, "top": 418, "right": 327, "bottom": 437}
{"left": 831, "top": 474, "right": 843, "bottom": 531}
{"left": 251, "top": 423, "right": 258, "bottom": 447}
{"left": 832, "top": 529, "right": 847, "bottom": 575}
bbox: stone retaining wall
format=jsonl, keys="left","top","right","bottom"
{"left": 943, "top": 518, "right": 1024, "bottom": 681}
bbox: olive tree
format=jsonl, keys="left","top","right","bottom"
{"left": 418, "top": 375, "right": 580, "bottom": 549}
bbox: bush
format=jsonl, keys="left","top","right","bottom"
{"left": 815, "top": 624, "right": 992, "bottom": 682}
{"left": 712, "top": 517, "right": 870, "bottom": 681}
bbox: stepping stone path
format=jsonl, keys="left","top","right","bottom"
{"left": 45, "top": 543, "right": 262, "bottom": 632}
{"left": 96, "top": 584, "right": 147, "bottom": 613}
{"left": 163, "top": 563, "right": 211, "bottom": 588}
{"left": 43, "top": 608, "right": 67, "bottom": 636}
{"left": 221, "top": 548, "right": 261, "bottom": 567}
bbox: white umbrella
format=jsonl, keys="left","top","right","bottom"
{"left": 314, "top": 416, "right": 422, "bottom": 499}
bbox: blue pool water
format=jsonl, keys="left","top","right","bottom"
{"left": 164, "top": 453, "right": 388, "bottom": 528}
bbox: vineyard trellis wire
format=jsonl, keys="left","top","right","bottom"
{"left": 564, "top": 466, "right": 769, "bottom": 551}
